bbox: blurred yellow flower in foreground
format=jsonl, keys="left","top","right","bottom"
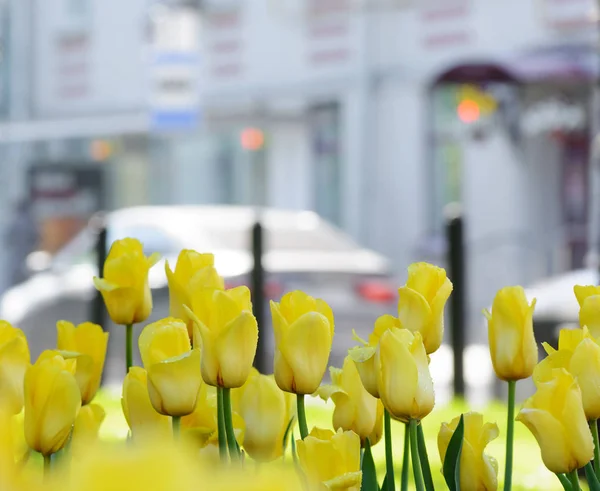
{"left": 122, "top": 366, "right": 171, "bottom": 439}
{"left": 165, "top": 250, "right": 224, "bottom": 336}
{"left": 398, "top": 262, "right": 453, "bottom": 354}
{"left": 484, "top": 286, "right": 537, "bottom": 381}
{"left": 0, "top": 321, "right": 30, "bottom": 415}
{"left": 71, "top": 404, "right": 105, "bottom": 456}
{"left": 234, "top": 368, "right": 294, "bottom": 462}
{"left": 438, "top": 412, "right": 499, "bottom": 491}
{"left": 93, "top": 238, "right": 160, "bottom": 325}
{"left": 297, "top": 427, "right": 362, "bottom": 491}
{"left": 24, "top": 351, "right": 81, "bottom": 456}
{"left": 139, "top": 318, "right": 203, "bottom": 416}
{"left": 376, "top": 328, "right": 434, "bottom": 422}
{"left": 186, "top": 287, "right": 258, "bottom": 388}
{"left": 575, "top": 285, "right": 600, "bottom": 338}
{"left": 270, "top": 291, "right": 334, "bottom": 395}
{"left": 517, "top": 368, "right": 594, "bottom": 474}
{"left": 56, "top": 321, "right": 108, "bottom": 405}
{"left": 318, "top": 355, "right": 383, "bottom": 446}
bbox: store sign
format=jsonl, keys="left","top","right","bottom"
{"left": 520, "top": 99, "right": 586, "bottom": 136}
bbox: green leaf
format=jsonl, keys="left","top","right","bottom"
{"left": 556, "top": 473, "right": 573, "bottom": 491}
{"left": 291, "top": 431, "right": 298, "bottom": 465}
{"left": 585, "top": 463, "right": 600, "bottom": 491}
{"left": 282, "top": 416, "right": 295, "bottom": 454}
{"left": 417, "top": 423, "right": 435, "bottom": 491}
{"left": 442, "top": 414, "right": 464, "bottom": 491}
{"left": 361, "top": 439, "right": 379, "bottom": 491}
{"left": 381, "top": 473, "right": 387, "bottom": 491}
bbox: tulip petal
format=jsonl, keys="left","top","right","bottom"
{"left": 370, "top": 315, "right": 401, "bottom": 345}
{"left": 397, "top": 287, "right": 435, "bottom": 352}
{"left": 215, "top": 311, "right": 258, "bottom": 388}
{"left": 574, "top": 285, "right": 600, "bottom": 307}
{"left": 580, "top": 295, "right": 600, "bottom": 339}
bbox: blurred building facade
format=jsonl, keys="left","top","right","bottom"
{"left": 0, "top": 0, "right": 598, "bottom": 340}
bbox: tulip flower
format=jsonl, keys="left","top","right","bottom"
{"left": 71, "top": 404, "right": 106, "bottom": 456}
{"left": 398, "top": 262, "right": 453, "bottom": 354}
{"left": 165, "top": 250, "right": 224, "bottom": 337}
{"left": 575, "top": 285, "right": 600, "bottom": 338}
{"left": 517, "top": 368, "right": 594, "bottom": 474}
{"left": 122, "top": 366, "right": 171, "bottom": 439}
{"left": 139, "top": 318, "right": 203, "bottom": 418}
{"left": 0, "top": 321, "right": 30, "bottom": 415}
{"left": 297, "top": 427, "right": 362, "bottom": 491}
{"left": 24, "top": 351, "right": 81, "bottom": 457}
{"left": 438, "top": 412, "right": 499, "bottom": 491}
{"left": 318, "top": 355, "right": 383, "bottom": 446}
{"left": 484, "top": 286, "right": 537, "bottom": 382}
{"left": 376, "top": 328, "right": 434, "bottom": 422}
{"left": 56, "top": 321, "right": 108, "bottom": 405}
{"left": 233, "top": 368, "right": 294, "bottom": 462}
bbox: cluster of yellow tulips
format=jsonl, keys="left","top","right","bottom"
{"left": 2, "top": 237, "right": 600, "bottom": 490}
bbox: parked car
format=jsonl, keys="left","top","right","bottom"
{"left": 1, "top": 205, "right": 397, "bottom": 382}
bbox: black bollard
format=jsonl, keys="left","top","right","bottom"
{"left": 251, "top": 221, "right": 266, "bottom": 373}
{"left": 447, "top": 210, "right": 466, "bottom": 397}
{"left": 90, "top": 216, "right": 108, "bottom": 329}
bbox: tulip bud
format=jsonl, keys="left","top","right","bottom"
{"left": 122, "top": 367, "right": 171, "bottom": 439}
{"left": 376, "top": 329, "right": 434, "bottom": 422}
{"left": 93, "top": 238, "right": 160, "bottom": 325}
{"left": 484, "top": 286, "right": 537, "bottom": 381}
{"left": 318, "top": 356, "right": 383, "bottom": 446}
{"left": 233, "top": 368, "right": 294, "bottom": 462}
{"left": 517, "top": 368, "right": 594, "bottom": 474}
{"left": 399, "top": 262, "right": 453, "bottom": 354}
{"left": 270, "top": 291, "right": 334, "bottom": 395}
{"left": 438, "top": 412, "right": 499, "bottom": 491}
{"left": 0, "top": 321, "right": 30, "bottom": 415}
{"left": 297, "top": 428, "right": 362, "bottom": 491}
{"left": 139, "top": 318, "right": 203, "bottom": 417}
{"left": 185, "top": 287, "right": 258, "bottom": 389}
{"left": 575, "top": 285, "right": 600, "bottom": 338}
{"left": 57, "top": 321, "right": 108, "bottom": 405}
{"left": 24, "top": 351, "right": 81, "bottom": 456}
{"left": 165, "top": 250, "right": 224, "bottom": 337}
{"left": 71, "top": 404, "right": 105, "bottom": 455}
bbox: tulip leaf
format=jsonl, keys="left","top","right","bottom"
{"left": 381, "top": 473, "right": 387, "bottom": 491}
{"left": 282, "top": 416, "right": 296, "bottom": 455}
{"left": 442, "top": 414, "right": 464, "bottom": 491}
{"left": 361, "top": 439, "right": 379, "bottom": 491}
{"left": 584, "top": 463, "right": 600, "bottom": 491}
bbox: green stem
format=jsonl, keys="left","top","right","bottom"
{"left": 592, "top": 420, "right": 600, "bottom": 480}
{"left": 296, "top": 394, "right": 309, "bottom": 440}
{"left": 172, "top": 416, "right": 181, "bottom": 438}
{"left": 43, "top": 454, "right": 52, "bottom": 479}
{"left": 569, "top": 470, "right": 580, "bottom": 491}
{"left": 409, "top": 420, "right": 425, "bottom": 491}
{"left": 223, "top": 388, "right": 239, "bottom": 459}
{"left": 384, "top": 410, "right": 396, "bottom": 491}
{"left": 125, "top": 323, "right": 133, "bottom": 374}
{"left": 401, "top": 423, "right": 409, "bottom": 491}
{"left": 556, "top": 473, "right": 572, "bottom": 491}
{"left": 417, "top": 423, "right": 434, "bottom": 491}
{"left": 216, "top": 387, "right": 228, "bottom": 462}
{"left": 504, "top": 380, "right": 516, "bottom": 491}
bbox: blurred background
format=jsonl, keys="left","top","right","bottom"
{"left": 0, "top": 0, "right": 598, "bottom": 403}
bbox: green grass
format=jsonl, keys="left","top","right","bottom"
{"left": 95, "top": 388, "right": 563, "bottom": 490}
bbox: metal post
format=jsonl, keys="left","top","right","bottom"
{"left": 251, "top": 221, "right": 266, "bottom": 373}
{"left": 447, "top": 211, "right": 466, "bottom": 397}
{"left": 90, "top": 216, "right": 107, "bottom": 328}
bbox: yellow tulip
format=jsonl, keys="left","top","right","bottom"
{"left": 318, "top": 355, "right": 384, "bottom": 445}
{"left": 297, "top": 427, "right": 362, "bottom": 491}
{"left": 185, "top": 287, "right": 258, "bottom": 388}
{"left": 24, "top": 352, "right": 81, "bottom": 456}
{"left": 165, "top": 250, "right": 224, "bottom": 337}
{"left": 348, "top": 315, "right": 401, "bottom": 398}
{"left": 122, "top": 366, "right": 171, "bottom": 439}
{"left": 483, "top": 286, "right": 538, "bottom": 381}
{"left": 534, "top": 327, "right": 600, "bottom": 420}
{"left": 93, "top": 238, "right": 160, "bottom": 325}
{"left": 270, "top": 291, "right": 334, "bottom": 395}
{"left": 398, "top": 262, "right": 453, "bottom": 354}
{"left": 71, "top": 404, "right": 105, "bottom": 455}
{"left": 56, "top": 321, "right": 108, "bottom": 405}
{"left": 139, "top": 318, "right": 203, "bottom": 416}
{"left": 233, "top": 368, "right": 294, "bottom": 462}
{"left": 376, "top": 328, "right": 434, "bottom": 422}
{"left": 575, "top": 285, "right": 600, "bottom": 338}
{"left": 438, "top": 412, "right": 499, "bottom": 491}
{"left": 517, "top": 368, "right": 594, "bottom": 474}
{"left": 0, "top": 321, "right": 30, "bottom": 415}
